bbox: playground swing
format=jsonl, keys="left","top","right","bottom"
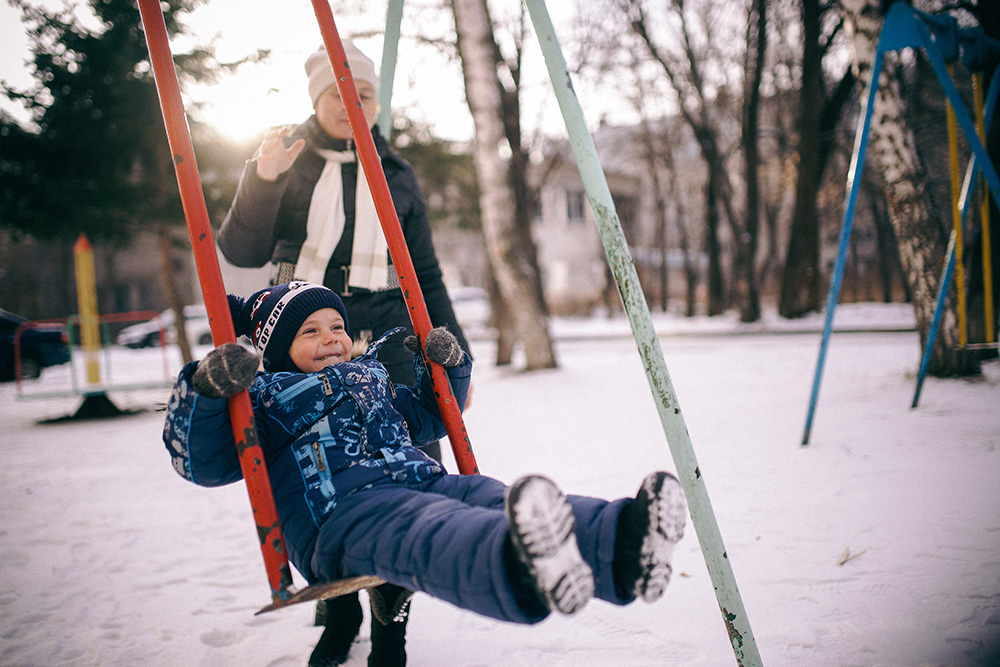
{"left": 802, "top": 2, "right": 1000, "bottom": 444}
{"left": 139, "top": 1, "right": 763, "bottom": 664}
{"left": 137, "top": 0, "right": 475, "bottom": 615}
{"left": 913, "top": 62, "right": 999, "bottom": 407}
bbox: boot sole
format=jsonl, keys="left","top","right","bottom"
{"left": 505, "top": 475, "right": 595, "bottom": 615}
{"left": 636, "top": 473, "right": 687, "bottom": 602}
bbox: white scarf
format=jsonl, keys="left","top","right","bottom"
{"left": 296, "top": 147, "right": 389, "bottom": 290}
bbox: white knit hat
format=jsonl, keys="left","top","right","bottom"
{"left": 305, "top": 40, "right": 379, "bottom": 108}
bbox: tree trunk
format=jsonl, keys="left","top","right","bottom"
{"left": 779, "top": 0, "right": 825, "bottom": 318}
{"left": 737, "top": 0, "right": 766, "bottom": 323}
{"left": 150, "top": 121, "right": 194, "bottom": 365}
{"left": 452, "top": 0, "right": 556, "bottom": 370}
{"left": 661, "top": 141, "right": 697, "bottom": 316}
{"left": 625, "top": 0, "right": 752, "bottom": 319}
{"left": 705, "top": 177, "right": 725, "bottom": 316}
{"left": 486, "top": 265, "right": 515, "bottom": 366}
{"left": 159, "top": 224, "right": 193, "bottom": 364}
{"left": 839, "top": 0, "right": 977, "bottom": 376}
{"left": 637, "top": 118, "right": 671, "bottom": 312}
{"left": 654, "top": 192, "right": 669, "bottom": 314}
{"left": 864, "top": 176, "right": 903, "bottom": 303}
{"left": 781, "top": 1, "right": 855, "bottom": 318}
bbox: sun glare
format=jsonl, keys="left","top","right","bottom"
{"left": 188, "top": 62, "right": 314, "bottom": 144}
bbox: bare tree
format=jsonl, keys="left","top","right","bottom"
{"left": 837, "top": 0, "right": 977, "bottom": 376}
{"left": 452, "top": 0, "right": 557, "bottom": 369}
{"left": 659, "top": 128, "right": 702, "bottom": 317}
{"left": 621, "top": 0, "right": 756, "bottom": 319}
{"left": 738, "top": 0, "right": 767, "bottom": 322}
{"left": 779, "top": 0, "right": 854, "bottom": 318}
{"left": 637, "top": 117, "right": 672, "bottom": 312}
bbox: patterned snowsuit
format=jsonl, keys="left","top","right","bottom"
{"left": 163, "top": 332, "right": 631, "bottom": 623}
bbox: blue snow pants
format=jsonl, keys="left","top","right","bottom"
{"left": 310, "top": 473, "right": 631, "bottom": 624}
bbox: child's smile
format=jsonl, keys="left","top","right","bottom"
{"left": 288, "top": 308, "right": 353, "bottom": 373}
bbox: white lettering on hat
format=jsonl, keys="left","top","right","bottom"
{"left": 254, "top": 281, "right": 324, "bottom": 357}
{"left": 250, "top": 290, "right": 270, "bottom": 321}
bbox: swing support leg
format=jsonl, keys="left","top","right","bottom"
{"left": 521, "top": 1, "right": 762, "bottom": 665}
{"left": 973, "top": 73, "right": 994, "bottom": 345}
{"left": 139, "top": 0, "right": 478, "bottom": 613}
{"left": 309, "top": 0, "right": 478, "bottom": 476}
{"left": 914, "top": 65, "right": 1000, "bottom": 407}
{"left": 137, "top": 0, "right": 295, "bottom": 607}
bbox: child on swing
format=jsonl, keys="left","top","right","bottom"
{"left": 163, "top": 281, "right": 687, "bottom": 638}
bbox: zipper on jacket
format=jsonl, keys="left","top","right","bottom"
{"left": 312, "top": 441, "right": 326, "bottom": 472}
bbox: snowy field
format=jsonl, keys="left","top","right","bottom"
{"left": 1, "top": 304, "right": 998, "bottom": 667}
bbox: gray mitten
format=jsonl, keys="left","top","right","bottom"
{"left": 404, "top": 327, "right": 464, "bottom": 367}
{"left": 192, "top": 343, "right": 260, "bottom": 398}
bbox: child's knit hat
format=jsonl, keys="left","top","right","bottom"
{"left": 228, "top": 281, "right": 350, "bottom": 373}
{"left": 305, "top": 40, "right": 379, "bottom": 108}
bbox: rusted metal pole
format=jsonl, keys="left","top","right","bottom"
{"left": 310, "top": 0, "right": 478, "bottom": 475}
{"left": 137, "top": 0, "right": 295, "bottom": 606}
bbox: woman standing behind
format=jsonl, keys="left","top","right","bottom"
{"left": 218, "top": 39, "right": 472, "bottom": 667}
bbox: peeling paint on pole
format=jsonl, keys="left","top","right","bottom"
{"left": 521, "top": 1, "right": 763, "bottom": 665}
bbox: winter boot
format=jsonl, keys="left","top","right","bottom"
{"left": 368, "top": 583, "right": 413, "bottom": 667}
{"left": 613, "top": 472, "right": 687, "bottom": 603}
{"left": 308, "top": 592, "right": 364, "bottom": 667}
{"left": 504, "top": 475, "right": 595, "bottom": 615}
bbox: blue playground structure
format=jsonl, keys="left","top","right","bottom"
{"left": 802, "top": 2, "right": 1000, "bottom": 446}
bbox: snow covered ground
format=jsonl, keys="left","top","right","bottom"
{"left": 1, "top": 304, "right": 998, "bottom": 667}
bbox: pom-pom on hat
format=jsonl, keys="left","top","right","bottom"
{"left": 305, "top": 40, "right": 379, "bottom": 108}
{"left": 228, "top": 281, "right": 349, "bottom": 373}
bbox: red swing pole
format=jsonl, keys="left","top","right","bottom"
{"left": 310, "top": 0, "right": 479, "bottom": 476}
{"left": 137, "top": 0, "right": 295, "bottom": 607}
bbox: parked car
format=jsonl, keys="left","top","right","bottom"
{"left": 0, "top": 309, "right": 71, "bottom": 381}
{"left": 116, "top": 305, "right": 214, "bottom": 349}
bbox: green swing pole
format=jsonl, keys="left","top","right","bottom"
{"left": 521, "top": 1, "right": 763, "bottom": 665}
{"left": 376, "top": 0, "right": 404, "bottom": 141}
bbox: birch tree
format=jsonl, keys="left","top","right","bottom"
{"left": 452, "top": 0, "right": 556, "bottom": 369}
{"left": 838, "top": 0, "right": 976, "bottom": 376}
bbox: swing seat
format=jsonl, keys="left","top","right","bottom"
{"left": 256, "top": 575, "right": 386, "bottom": 615}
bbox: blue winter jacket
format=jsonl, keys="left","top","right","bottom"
{"left": 162, "top": 330, "right": 472, "bottom": 582}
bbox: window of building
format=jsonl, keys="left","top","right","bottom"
{"left": 566, "top": 189, "right": 586, "bottom": 223}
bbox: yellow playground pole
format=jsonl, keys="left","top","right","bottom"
{"left": 73, "top": 233, "right": 101, "bottom": 384}
{"left": 974, "top": 73, "right": 994, "bottom": 344}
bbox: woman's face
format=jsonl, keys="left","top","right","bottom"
{"left": 315, "top": 80, "right": 379, "bottom": 140}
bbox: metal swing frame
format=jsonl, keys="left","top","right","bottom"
{"left": 139, "top": 1, "right": 763, "bottom": 664}
{"left": 802, "top": 2, "right": 1000, "bottom": 445}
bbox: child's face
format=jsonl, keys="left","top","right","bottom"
{"left": 288, "top": 308, "right": 353, "bottom": 373}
